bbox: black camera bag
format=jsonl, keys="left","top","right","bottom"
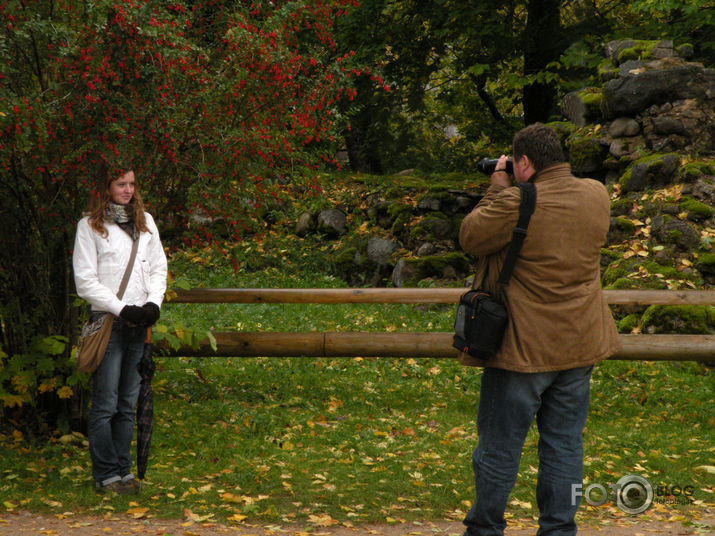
{"left": 453, "top": 182, "right": 536, "bottom": 359}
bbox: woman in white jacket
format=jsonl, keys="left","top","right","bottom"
{"left": 73, "top": 162, "right": 167, "bottom": 494}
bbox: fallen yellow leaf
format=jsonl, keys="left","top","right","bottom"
{"left": 228, "top": 513, "right": 247, "bottom": 523}
{"left": 126, "top": 506, "right": 149, "bottom": 519}
{"left": 308, "top": 513, "right": 339, "bottom": 526}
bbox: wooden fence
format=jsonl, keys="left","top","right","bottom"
{"left": 161, "top": 289, "right": 715, "bottom": 361}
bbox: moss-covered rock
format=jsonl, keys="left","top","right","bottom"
{"left": 619, "top": 153, "right": 680, "bottom": 192}
{"left": 607, "top": 216, "right": 637, "bottom": 243}
{"left": 546, "top": 121, "right": 577, "bottom": 148}
{"left": 680, "top": 197, "right": 714, "bottom": 221}
{"left": 616, "top": 216, "right": 636, "bottom": 234}
{"left": 597, "top": 59, "right": 618, "bottom": 82}
{"left": 641, "top": 261, "right": 680, "bottom": 280}
{"left": 394, "top": 252, "right": 471, "bottom": 287}
{"left": 600, "top": 248, "right": 621, "bottom": 267}
{"left": 654, "top": 218, "right": 701, "bottom": 251}
{"left": 603, "top": 259, "right": 637, "bottom": 287}
{"left": 606, "top": 277, "right": 640, "bottom": 290}
{"left": 618, "top": 313, "right": 641, "bottom": 333}
{"left": 410, "top": 214, "right": 454, "bottom": 241}
{"left": 616, "top": 40, "right": 662, "bottom": 64}
{"left": 334, "top": 246, "right": 359, "bottom": 275}
{"left": 640, "top": 305, "right": 715, "bottom": 334}
{"left": 417, "top": 190, "right": 460, "bottom": 213}
{"left": 566, "top": 133, "right": 607, "bottom": 175}
{"left": 680, "top": 164, "right": 705, "bottom": 182}
{"left": 696, "top": 252, "right": 715, "bottom": 282}
{"left": 610, "top": 198, "right": 633, "bottom": 217}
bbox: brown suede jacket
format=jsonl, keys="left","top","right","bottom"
{"left": 458, "top": 163, "right": 621, "bottom": 372}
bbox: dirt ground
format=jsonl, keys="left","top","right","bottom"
{"left": 1, "top": 511, "right": 712, "bottom": 536}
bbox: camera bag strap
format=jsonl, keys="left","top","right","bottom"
{"left": 118, "top": 235, "right": 140, "bottom": 301}
{"left": 496, "top": 182, "right": 536, "bottom": 288}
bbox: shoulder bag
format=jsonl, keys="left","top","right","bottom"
{"left": 76, "top": 237, "right": 139, "bottom": 373}
{"left": 452, "top": 182, "right": 536, "bottom": 359}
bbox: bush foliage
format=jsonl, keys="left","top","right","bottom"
{"left": 0, "top": 0, "right": 363, "bottom": 431}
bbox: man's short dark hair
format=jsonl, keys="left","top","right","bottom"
{"left": 512, "top": 123, "right": 565, "bottom": 172}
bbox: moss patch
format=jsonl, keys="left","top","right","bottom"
{"left": 616, "top": 40, "right": 660, "bottom": 64}
{"left": 618, "top": 152, "right": 681, "bottom": 191}
{"left": 566, "top": 134, "right": 605, "bottom": 169}
{"left": 618, "top": 313, "right": 641, "bottom": 333}
{"left": 610, "top": 198, "right": 633, "bottom": 216}
{"left": 606, "top": 277, "right": 639, "bottom": 290}
{"left": 680, "top": 197, "right": 714, "bottom": 221}
{"left": 615, "top": 216, "right": 636, "bottom": 234}
{"left": 641, "top": 305, "right": 715, "bottom": 334}
{"left": 640, "top": 305, "right": 715, "bottom": 334}
{"left": 399, "top": 252, "right": 471, "bottom": 286}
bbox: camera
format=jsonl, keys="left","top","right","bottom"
{"left": 478, "top": 157, "right": 513, "bottom": 175}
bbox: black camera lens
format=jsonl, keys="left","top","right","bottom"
{"left": 478, "top": 158, "right": 513, "bottom": 175}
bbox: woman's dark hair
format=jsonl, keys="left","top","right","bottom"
{"left": 512, "top": 123, "right": 565, "bottom": 172}
{"left": 87, "top": 158, "right": 149, "bottom": 237}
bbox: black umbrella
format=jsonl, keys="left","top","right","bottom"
{"left": 136, "top": 327, "right": 156, "bottom": 480}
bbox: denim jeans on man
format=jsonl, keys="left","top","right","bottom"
{"left": 463, "top": 365, "right": 593, "bottom": 536}
{"left": 88, "top": 317, "right": 145, "bottom": 487}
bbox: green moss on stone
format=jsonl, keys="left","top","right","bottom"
{"left": 697, "top": 252, "right": 715, "bottom": 267}
{"left": 618, "top": 313, "right": 641, "bottom": 333}
{"left": 334, "top": 247, "right": 358, "bottom": 274}
{"left": 410, "top": 214, "right": 454, "bottom": 241}
{"left": 546, "top": 121, "right": 576, "bottom": 148}
{"left": 579, "top": 89, "right": 603, "bottom": 108}
{"left": 615, "top": 216, "right": 636, "bottom": 234}
{"left": 606, "top": 277, "right": 638, "bottom": 290}
{"left": 600, "top": 248, "right": 621, "bottom": 265}
{"left": 597, "top": 59, "right": 618, "bottom": 81}
{"left": 610, "top": 198, "right": 633, "bottom": 214}
{"left": 642, "top": 261, "right": 679, "bottom": 279}
{"left": 388, "top": 202, "right": 413, "bottom": 220}
{"left": 617, "top": 40, "right": 659, "bottom": 64}
{"left": 681, "top": 164, "right": 705, "bottom": 182}
{"left": 603, "top": 261, "right": 633, "bottom": 286}
{"left": 680, "top": 197, "right": 714, "bottom": 220}
{"left": 400, "top": 252, "right": 471, "bottom": 286}
{"left": 667, "top": 229, "right": 683, "bottom": 244}
{"left": 566, "top": 135, "right": 604, "bottom": 168}
{"left": 640, "top": 305, "right": 715, "bottom": 334}
{"left": 618, "top": 153, "right": 679, "bottom": 189}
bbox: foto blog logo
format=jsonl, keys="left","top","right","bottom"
{"left": 572, "top": 474, "right": 654, "bottom": 514}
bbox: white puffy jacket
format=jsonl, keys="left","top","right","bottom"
{"left": 73, "top": 213, "right": 168, "bottom": 317}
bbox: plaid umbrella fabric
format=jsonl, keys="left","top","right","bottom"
{"left": 136, "top": 328, "right": 155, "bottom": 480}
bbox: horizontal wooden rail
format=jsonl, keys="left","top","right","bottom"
{"left": 162, "top": 289, "right": 714, "bottom": 361}
{"left": 156, "top": 333, "right": 715, "bottom": 362}
{"left": 169, "top": 288, "right": 715, "bottom": 306}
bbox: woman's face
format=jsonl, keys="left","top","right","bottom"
{"left": 108, "top": 170, "right": 136, "bottom": 205}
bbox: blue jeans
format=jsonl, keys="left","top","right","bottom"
{"left": 463, "top": 365, "right": 593, "bottom": 536}
{"left": 88, "top": 317, "right": 144, "bottom": 485}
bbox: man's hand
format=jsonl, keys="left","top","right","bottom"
{"left": 490, "top": 154, "right": 512, "bottom": 187}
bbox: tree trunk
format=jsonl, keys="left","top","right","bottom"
{"left": 523, "top": 0, "right": 562, "bottom": 124}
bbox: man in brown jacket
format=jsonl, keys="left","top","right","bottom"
{"left": 459, "top": 124, "right": 621, "bottom": 536}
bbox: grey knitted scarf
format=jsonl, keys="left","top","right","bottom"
{"left": 107, "top": 202, "right": 137, "bottom": 240}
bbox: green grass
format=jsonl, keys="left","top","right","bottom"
{"left": 1, "top": 236, "right": 713, "bottom": 528}
{"left": 1, "top": 356, "right": 712, "bottom": 527}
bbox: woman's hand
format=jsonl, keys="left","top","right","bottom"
{"left": 142, "top": 302, "right": 160, "bottom": 326}
{"left": 120, "top": 305, "right": 147, "bottom": 325}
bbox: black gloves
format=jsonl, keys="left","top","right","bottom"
{"left": 120, "top": 305, "right": 146, "bottom": 325}
{"left": 119, "top": 302, "right": 160, "bottom": 326}
{"left": 142, "top": 302, "right": 160, "bottom": 325}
